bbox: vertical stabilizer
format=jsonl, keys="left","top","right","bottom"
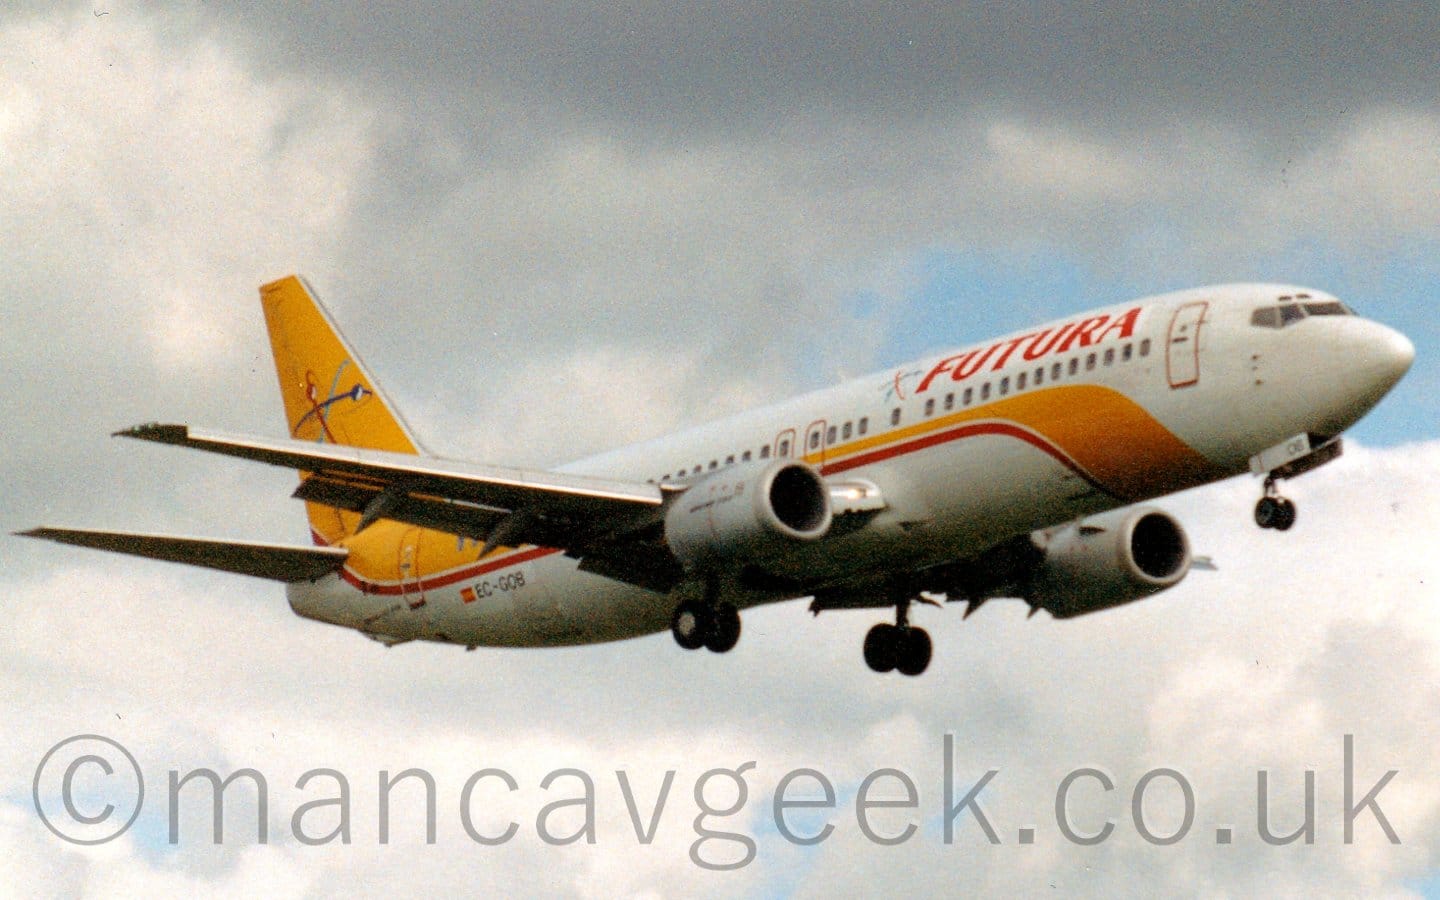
{"left": 259, "top": 275, "right": 423, "bottom": 544}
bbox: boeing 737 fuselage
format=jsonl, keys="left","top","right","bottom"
{"left": 23, "top": 278, "right": 1413, "bottom": 675}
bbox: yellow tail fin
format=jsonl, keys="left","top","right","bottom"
{"left": 260, "top": 275, "right": 422, "bottom": 544}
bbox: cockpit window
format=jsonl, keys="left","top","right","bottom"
{"left": 1250, "top": 308, "right": 1279, "bottom": 328}
{"left": 1251, "top": 298, "right": 1354, "bottom": 328}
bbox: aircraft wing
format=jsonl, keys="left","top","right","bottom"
{"left": 117, "top": 423, "right": 668, "bottom": 558}
{"left": 17, "top": 527, "right": 349, "bottom": 582}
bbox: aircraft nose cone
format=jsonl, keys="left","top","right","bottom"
{"left": 1361, "top": 323, "right": 1415, "bottom": 391}
{"left": 1384, "top": 327, "right": 1415, "bottom": 376}
{"left": 1299, "top": 318, "right": 1414, "bottom": 436}
{"left": 1324, "top": 320, "right": 1414, "bottom": 433}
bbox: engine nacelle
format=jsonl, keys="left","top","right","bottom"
{"left": 1027, "top": 506, "right": 1191, "bottom": 618}
{"left": 665, "top": 460, "right": 832, "bottom": 571}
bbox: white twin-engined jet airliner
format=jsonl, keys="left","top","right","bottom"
{"left": 22, "top": 276, "right": 1413, "bottom": 675}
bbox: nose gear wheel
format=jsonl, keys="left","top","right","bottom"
{"left": 1255, "top": 476, "right": 1297, "bottom": 531}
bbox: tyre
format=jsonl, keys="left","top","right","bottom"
{"left": 1273, "top": 497, "right": 1297, "bottom": 531}
{"left": 671, "top": 602, "right": 709, "bottom": 650}
{"left": 704, "top": 603, "right": 741, "bottom": 653}
{"left": 863, "top": 624, "right": 899, "bottom": 673}
{"left": 896, "top": 627, "right": 932, "bottom": 677}
{"left": 1254, "top": 496, "right": 1280, "bottom": 529}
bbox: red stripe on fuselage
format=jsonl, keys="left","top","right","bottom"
{"left": 822, "top": 420, "right": 1114, "bottom": 497}
{"left": 336, "top": 544, "right": 561, "bottom": 596}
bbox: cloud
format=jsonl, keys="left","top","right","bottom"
{"left": 983, "top": 121, "right": 1146, "bottom": 202}
{"left": 192, "top": 5, "right": 1440, "bottom": 144}
{"left": 0, "top": 10, "right": 378, "bottom": 544}
{"left": 1282, "top": 109, "right": 1440, "bottom": 236}
{"left": 0, "top": 13, "right": 375, "bottom": 370}
{"left": 7, "top": 437, "right": 1440, "bottom": 894}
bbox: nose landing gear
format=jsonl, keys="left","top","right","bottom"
{"left": 863, "top": 595, "right": 935, "bottom": 676}
{"left": 1254, "top": 476, "right": 1297, "bottom": 531}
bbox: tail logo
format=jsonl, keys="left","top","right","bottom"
{"left": 294, "top": 361, "right": 373, "bottom": 443}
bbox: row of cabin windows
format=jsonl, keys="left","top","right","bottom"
{"left": 652, "top": 337, "right": 1153, "bottom": 482}
{"left": 654, "top": 416, "right": 872, "bottom": 482}
{"left": 898, "top": 338, "right": 1152, "bottom": 425}
{"left": 810, "top": 418, "right": 858, "bottom": 451}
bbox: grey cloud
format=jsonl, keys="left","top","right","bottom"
{"left": 195, "top": 4, "right": 1439, "bottom": 141}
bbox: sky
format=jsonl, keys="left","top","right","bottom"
{"left": 3, "top": 3, "right": 1439, "bottom": 896}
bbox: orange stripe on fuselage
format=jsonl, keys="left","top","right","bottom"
{"left": 813, "top": 384, "right": 1225, "bottom": 501}
{"left": 330, "top": 383, "right": 1225, "bottom": 592}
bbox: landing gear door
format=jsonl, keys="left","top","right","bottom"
{"left": 1166, "top": 301, "right": 1208, "bottom": 388}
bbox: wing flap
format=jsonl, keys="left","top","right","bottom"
{"left": 18, "top": 528, "right": 349, "bottom": 583}
{"left": 117, "top": 423, "right": 666, "bottom": 550}
{"left": 292, "top": 475, "right": 512, "bottom": 541}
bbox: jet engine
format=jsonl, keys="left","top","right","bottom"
{"left": 665, "top": 460, "right": 832, "bottom": 571}
{"left": 1026, "top": 506, "right": 1191, "bottom": 618}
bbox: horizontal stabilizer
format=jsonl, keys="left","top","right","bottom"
{"left": 17, "top": 528, "right": 349, "bottom": 582}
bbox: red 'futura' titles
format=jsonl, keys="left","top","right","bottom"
{"left": 914, "top": 307, "right": 1143, "bottom": 394}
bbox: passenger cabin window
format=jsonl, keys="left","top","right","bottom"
{"left": 842, "top": 421, "right": 852, "bottom": 440}
{"left": 858, "top": 417, "right": 869, "bottom": 435}
{"left": 980, "top": 382, "right": 991, "bottom": 401}
{"left": 1034, "top": 366, "right": 1044, "bottom": 385}
{"left": 891, "top": 407, "right": 901, "bottom": 426}
{"left": 709, "top": 460, "right": 718, "bottom": 470}
{"left": 924, "top": 398, "right": 935, "bottom": 417}
{"left": 1017, "top": 371, "right": 1027, "bottom": 390}
{"left": 944, "top": 392, "right": 954, "bottom": 411}
{"left": 1068, "top": 358, "right": 1079, "bottom": 375}
{"left": 1139, "top": 339, "right": 1151, "bottom": 356}
{"left": 827, "top": 425, "right": 837, "bottom": 445}
{"left": 1085, "top": 353, "right": 1096, "bottom": 371}
{"left": 1104, "top": 348, "right": 1115, "bottom": 366}
{"left": 1123, "top": 343, "right": 1133, "bottom": 361}
{"left": 809, "top": 431, "right": 820, "bottom": 450}
{"left": 725, "top": 454, "right": 735, "bottom": 466}
{"left": 742, "top": 450, "right": 752, "bottom": 462}
{"left": 778, "top": 440, "right": 790, "bottom": 457}
{"left": 963, "top": 387, "right": 973, "bottom": 405}
{"left": 999, "top": 376, "right": 1009, "bottom": 396}
{"left": 1052, "top": 362, "right": 1062, "bottom": 380}
{"left": 760, "top": 445, "right": 771, "bottom": 459}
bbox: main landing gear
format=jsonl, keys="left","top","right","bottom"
{"left": 863, "top": 596, "right": 934, "bottom": 676}
{"left": 1254, "top": 475, "right": 1297, "bottom": 531}
{"left": 671, "top": 599, "right": 741, "bottom": 654}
